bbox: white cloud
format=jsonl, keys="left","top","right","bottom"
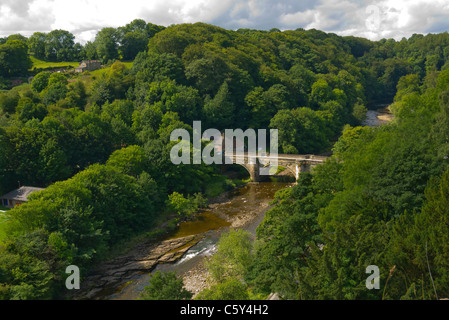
{"left": 362, "top": 0, "right": 449, "bottom": 39}
{"left": 0, "top": 0, "right": 55, "bottom": 36}
{"left": 280, "top": 0, "right": 449, "bottom": 40}
{"left": 0, "top": 0, "right": 448, "bottom": 42}
{"left": 280, "top": 9, "right": 316, "bottom": 26}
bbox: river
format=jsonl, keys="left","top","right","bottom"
{"left": 98, "top": 180, "right": 294, "bottom": 300}
{"left": 78, "top": 106, "right": 391, "bottom": 300}
{"left": 363, "top": 105, "right": 393, "bottom": 127}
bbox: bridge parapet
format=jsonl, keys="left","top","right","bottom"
{"left": 222, "top": 152, "right": 329, "bottom": 182}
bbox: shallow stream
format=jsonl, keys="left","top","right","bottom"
{"left": 103, "top": 181, "right": 294, "bottom": 300}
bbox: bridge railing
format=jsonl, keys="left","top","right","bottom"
{"left": 222, "top": 152, "right": 328, "bottom": 164}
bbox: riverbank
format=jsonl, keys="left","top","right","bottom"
{"left": 68, "top": 234, "right": 205, "bottom": 300}
{"left": 67, "top": 179, "right": 292, "bottom": 300}
{"left": 70, "top": 104, "right": 395, "bottom": 300}
{"left": 118, "top": 182, "right": 292, "bottom": 300}
{"left": 164, "top": 181, "right": 293, "bottom": 299}
{"left": 182, "top": 259, "right": 210, "bottom": 297}
{"left": 180, "top": 186, "right": 271, "bottom": 298}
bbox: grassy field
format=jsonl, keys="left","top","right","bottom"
{"left": 30, "top": 56, "right": 79, "bottom": 71}
{"left": 89, "top": 60, "right": 133, "bottom": 76}
{"left": 29, "top": 56, "right": 133, "bottom": 75}
{"left": 78, "top": 61, "right": 134, "bottom": 90}
{"left": 122, "top": 61, "right": 133, "bottom": 69}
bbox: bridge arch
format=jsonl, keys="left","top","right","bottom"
{"left": 219, "top": 153, "right": 328, "bottom": 182}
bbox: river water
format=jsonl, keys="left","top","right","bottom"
{"left": 363, "top": 105, "right": 393, "bottom": 127}
{"left": 103, "top": 180, "right": 294, "bottom": 300}
{"left": 95, "top": 106, "right": 392, "bottom": 300}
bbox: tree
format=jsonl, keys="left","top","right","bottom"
{"left": 28, "top": 32, "right": 47, "bottom": 59}
{"left": 66, "top": 80, "right": 88, "bottom": 109}
{"left": 289, "top": 64, "right": 316, "bottom": 91}
{"left": 90, "top": 62, "right": 134, "bottom": 106}
{"left": 94, "top": 27, "right": 120, "bottom": 63}
{"left": 149, "top": 27, "right": 192, "bottom": 57}
{"left": 140, "top": 271, "right": 192, "bottom": 300}
{"left": 44, "top": 30, "right": 75, "bottom": 61}
{"left": 48, "top": 72, "right": 68, "bottom": 87}
{"left": 122, "top": 19, "right": 147, "bottom": 34}
{"left": 0, "top": 230, "right": 56, "bottom": 300}
{"left": 145, "top": 22, "right": 165, "bottom": 38}
{"left": 185, "top": 55, "right": 230, "bottom": 95}
{"left": 90, "top": 78, "right": 112, "bottom": 106}
{"left": 31, "top": 71, "right": 51, "bottom": 93}
{"left": 379, "top": 58, "right": 411, "bottom": 100}
{"left": 118, "top": 20, "right": 150, "bottom": 60}
{"left": 400, "top": 168, "right": 449, "bottom": 298}
{"left": 245, "top": 84, "right": 292, "bottom": 128}
{"left": 0, "top": 90, "right": 20, "bottom": 113}
{"left": 106, "top": 145, "right": 146, "bottom": 177}
{"left": 332, "top": 125, "right": 371, "bottom": 158}
{"left": 41, "top": 82, "right": 68, "bottom": 106}
{"left": 0, "top": 40, "right": 32, "bottom": 77}
{"left": 269, "top": 107, "right": 328, "bottom": 154}
{"left": 6, "top": 34, "right": 27, "bottom": 43}
{"left": 195, "top": 278, "right": 250, "bottom": 300}
{"left": 132, "top": 51, "right": 186, "bottom": 84}
{"left": 205, "top": 229, "right": 253, "bottom": 283}
{"left": 394, "top": 74, "right": 421, "bottom": 102}
{"left": 15, "top": 97, "right": 47, "bottom": 122}
{"left": 351, "top": 102, "right": 368, "bottom": 125}
{"left": 300, "top": 213, "right": 391, "bottom": 300}
{"left": 120, "top": 31, "right": 147, "bottom": 60}
{"left": 165, "top": 85, "right": 202, "bottom": 124}
{"left": 203, "top": 81, "right": 235, "bottom": 129}
{"left": 248, "top": 173, "right": 327, "bottom": 298}
{"left": 0, "top": 127, "right": 7, "bottom": 193}
{"left": 82, "top": 41, "right": 97, "bottom": 60}
{"left": 166, "top": 192, "right": 198, "bottom": 219}
{"left": 310, "top": 78, "right": 333, "bottom": 108}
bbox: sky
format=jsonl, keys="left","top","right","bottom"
{"left": 1, "top": 0, "right": 449, "bottom": 43}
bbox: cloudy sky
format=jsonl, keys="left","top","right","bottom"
{"left": 1, "top": 0, "right": 449, "bottom": 43}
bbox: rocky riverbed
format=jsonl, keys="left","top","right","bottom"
{"left": 182, "top": 260, "right": 211, "bottom": 298}
{"left": 68, "top": 234, "right": 204, "bottom": 300}
{"left": 69, "top": 181, "right": 292, "bottom": 300}
{"left": 363, "top": 106, "right": 393, "bottom": 127}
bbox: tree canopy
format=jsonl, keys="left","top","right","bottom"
{"left": 2, "top": 21, "right": 449, "bottom": 300}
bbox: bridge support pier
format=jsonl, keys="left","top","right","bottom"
{"left": 246, "top": 163, "right": 266, "bottom": 182}
{"left": 292, "top": 162, "right": 311, "bottom": 181}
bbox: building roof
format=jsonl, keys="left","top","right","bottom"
{"left": 1, "top": 186, "right": 45, "bottom": 202}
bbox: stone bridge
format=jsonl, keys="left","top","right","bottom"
{"left": 223, "top": 152, "right": 329, "bottom": 182}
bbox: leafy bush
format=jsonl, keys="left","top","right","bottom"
{"left": 140, "top": 271, "right": 192, "bottom": 300}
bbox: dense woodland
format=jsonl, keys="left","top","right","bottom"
{"left": 1, "top": 19, "right": 449, "bottom": 299}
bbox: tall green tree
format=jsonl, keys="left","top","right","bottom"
{"left": 0, "top": 40, "right": 32, "bottom": 77}
{"left": 94, "top": 27, "right": 120, "bottom": 63}
{"left": 28, "top": 32, "right": 47, "bottom": 59}
{"left": 203, "top": 81, "right": 235, "bottom": 129}
{"left": 44, "top": 30, "right": 75, "bottom": 61}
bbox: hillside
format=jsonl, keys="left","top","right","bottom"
{"left": 0, "top": 22, "right": 449, "bottom": 300}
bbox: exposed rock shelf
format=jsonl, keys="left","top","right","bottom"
{"left": 69, "top": 234, "right": 203, "bottom": 300}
